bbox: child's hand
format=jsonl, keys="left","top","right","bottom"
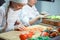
{"left": 14, "top": 24, "right": 26, "bottom": 31}
{"left": 18, "top": 27, "right": 26, "bottom": 31}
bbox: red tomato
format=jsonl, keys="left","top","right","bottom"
{"left": 42, "top": 32, "right": 49, "bottom": 36}
{"left": 28, "top": 33, "right": 33, "bottom": 38}
{"left": 19, "top": 34, "right": 28, "bottom": 40}
{"left": 27, "top": 31, "right": 34, "bottom": 38}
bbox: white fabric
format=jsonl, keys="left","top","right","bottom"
{"left": 0, "top": 1, "right": 9, "bottom": 27}
{"left": 0, "top": 6, "right": 6, "bottom": 32}
{"left": 0, "top": 1, "right": 9, "bottom": 32}
{"left": 20, "top": 5, "right": 39, "bottom": 26}
{"left": 0, "top": 7, "right": 5, "bottom": 26}
{"left": 2, "top": 0, "right": 9, "bottom": 11}
{"left": 6, "top": 8, "right": 21, "bottom": 31}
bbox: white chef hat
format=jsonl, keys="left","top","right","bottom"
{"left": 10, "top": 0, "right": 28, "bottom": 4}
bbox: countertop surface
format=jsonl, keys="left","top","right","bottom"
{"left": 0, "top": 31, "right": 21, "bottom": 40}
{"left": 0, "top": 24, "right": 58, "bottom": 40}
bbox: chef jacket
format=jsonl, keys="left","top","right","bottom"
{"left": 6, "top": 8, "right": 21, "bottom": 31}
{"left": 20, "top": 4, "right": 40, "bottom": 26}
{"left": 0, "top": 0, "right": 9, "bottom": 32}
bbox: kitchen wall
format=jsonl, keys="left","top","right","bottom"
{"left": 36, "top": 0, "right": 60, "bottom": 15}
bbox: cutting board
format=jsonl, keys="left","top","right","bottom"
{"left": 0, "top": 31, "right": 21, "bottom": 40}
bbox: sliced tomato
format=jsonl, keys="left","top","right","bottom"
{"left": 27, "top": 31, "right": 34, "bottom": 38}
{"left": 42, "top": 32, "right": 49, "bottom": 36}
{"left": 19, "top": 34, "right": 28, "bottom": 40}
{"left": 28, "top": 33, "right": 33, "bottom": 38}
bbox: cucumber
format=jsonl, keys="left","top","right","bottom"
{"left": 37, "top": 36, "right": 43, "bottom": 40}
{"left": 42, "top": 36, "right": 50, "bottom": 40}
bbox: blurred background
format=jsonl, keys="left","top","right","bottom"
{"left": 36, "top": 0, "right": 60, "bottom": 15}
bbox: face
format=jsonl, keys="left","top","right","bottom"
{"left": 10, "top": 1, "right": 24, "bottom": 10}
{"left": 29, "top": 0, "right": 37, "bottom": 6}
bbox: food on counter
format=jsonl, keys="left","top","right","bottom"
{"left": 28, "top": 38, "right": 36, "bottom": 40}
{"left": 47, "top": 26, "right": 53, "bottom": 30}
{"left": 28, "top": 31, "right": 34, "bottom": 38}
{"left": 26, "top": 25, "right": 48, "bottom": 32}
{"left": 57, "top": 27, "right": 60, "bottom": 33}
{"left": 44, "top": 26, "right": 53, "bottom": 33}
{"left": 16, "top": 25, "right": 48, "bottom": 32}
{"left": 50, "top": 31, "right": 58, "bottom": 38}
{"left": 19, "top": 34, "right": 28, "bottom": 40}
{"left": 19, "top": 25, "right": 60, "bottom": 40}
{"left": 19, "top": 31, "right": 34, "bottom": 40}
{"left": 28, "top": 36, "right": 50, "bottom": 40}
{"left": 42, "top": 32, "right": 49, "bottom": 36}
{"left": 47, "top": 16, "right": 60, "bottom": 20}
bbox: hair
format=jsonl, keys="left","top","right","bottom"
{"left": 28, "top": 0, "right": 30, "bottom": 2}
{"left": 28, "top": 0, "right": 32, "bottom": 3}
{"left": 0, "top": 38, "right": 6, "bottom": 40}
{"left": 9, "top": 1, "right": 24, "bottom": 10}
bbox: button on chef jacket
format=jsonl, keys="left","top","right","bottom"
{"left": 20, "top": 5, "right": 40, "bottom": 26}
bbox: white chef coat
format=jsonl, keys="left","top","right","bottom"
{"left": 0, "top": 1, "right": 10, "bottom": 32}
{"left": 0, "top": 0, "right": 9, "bottom": 32}
{"left": 0, "top": 6, "right": 6, "bottom": 32}
{"left": 6, "top": 8, "right": 21, "bottom": 31}
{"left": 20, "top": 5, "right": 40, "bottom": 26}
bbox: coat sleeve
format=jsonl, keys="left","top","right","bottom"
{"left": 20, "top": 8, "right": 30, "bottom": 26}
{"left": 0, "top": 6, "right": 5, "bottom": 26}
{"left": 0, "top": 1, "right": 9, "bottom": 32}
{"left": 33, "top": 5, "right": 39, "bottom": 16}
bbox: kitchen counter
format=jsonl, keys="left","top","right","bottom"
{"left": 0, "top": 31, "right": 21, "bottom": 40}
{"left": 0, "top": 24, "right": 58, "bottom": 40}
{"left": 0, "top": 24, "right": 48, "bottom": 40}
